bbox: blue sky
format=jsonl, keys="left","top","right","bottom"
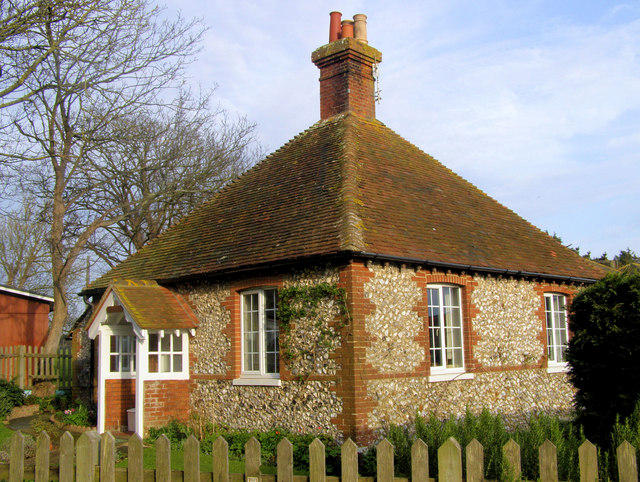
{"left": 164, "top": 0, "right": 640, "bottom": 258}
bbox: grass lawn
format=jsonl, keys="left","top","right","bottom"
{"left": 114, "top": 445, "right": 278, "bottom": 474}
{"left": 0, "top": 423, "right": 14, "bottom": 446}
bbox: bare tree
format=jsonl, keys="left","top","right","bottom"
{"left": 0, "top": 0, "right": 88, "bottom": 109}
{"left": 0, "top": 198, "right": 50, "bottom": 292}
{"left": 1, "top": 0, "right": 205, "bottom": 352}
{"left": 84, "top": 91, "right": 262, "bottom": 267}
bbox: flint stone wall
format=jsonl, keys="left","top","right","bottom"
{"left": 191, "top": 379, "right": 342, "bottom": 438}
{"left": 364, "top": 263, "right": 424, "bottom": 373}
{"left": 367, "top": 370, "right": 574, "bottom": 431}
{"left": 362, "top": 262, "right": 572, "bottom": 433}
{"left": 186, "top": 265, "right": 343, "bottom": 436}
{"left": 282, "top": 266, "right": 342, "bottom": 376}
{"left": 471, "top": 276, "right": 544, "bottom": 366}
{"left": 180, "top": 281, "right": 232, "bottom": 375}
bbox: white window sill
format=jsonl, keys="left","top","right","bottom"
{"left": 105, "top": 372, "right": 136, "bottom": 379}
{"left": 144, "top": 371, "right": 190, "bottom": 381}
{"left": 547, "top": 363, "right": 568, "bottom": 374}
{"left": 233, "top": 377, "right": 281, "bottom": 387}
{"left": 429, "top": 371, "right": 475, "bottom": 383}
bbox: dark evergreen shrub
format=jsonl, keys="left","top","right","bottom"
{"left": 566, "top": 271, "right": 640, "bottom": 442}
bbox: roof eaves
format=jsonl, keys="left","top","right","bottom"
{"left": 0, "top": 284, "right": 54, "bottom": 303}
{"left": 353, "top": 251, "right": 603, "bottom": 284}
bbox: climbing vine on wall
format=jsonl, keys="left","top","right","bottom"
{"left": 277, "top": 283, "right": 348, "bottom": 379}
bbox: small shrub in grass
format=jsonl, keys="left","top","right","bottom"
{"left": 61, "top": 402, "right": 93, "bottom": 427}
{"left": 150, "top": 422, "right": 340, "bottom": 475}
{"left": 147, "top": 419, "right": 194, "bottom": 445}
{"left": 0, "top": 379, "right": 24, "bottom": 419}
{"left": 201, "top": 427, "right": 340, "bottom": 474}
{"left": 511, "top": 413, "right": 584, "bottom": 481}
{"left": 31, "top": 419, "right": 64, "bottom": 442}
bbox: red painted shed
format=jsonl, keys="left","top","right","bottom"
{"left": 0, "top": 285, "right": 53, "bottom": 348}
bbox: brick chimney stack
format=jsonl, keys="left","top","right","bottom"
{"left": 312, "top": 12, "right": 382, "bottom": 120}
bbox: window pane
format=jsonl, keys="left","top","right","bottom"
{"left": 558, "top": 328, "right": 568, "bottom": 345}
{"left": 244, "top": 293, "right": 256, "bottom": 312}
{"left": 110, "top": 355, "right": 119, "bottom": 372}
{"left": 265, "top": 309, "right": 277, "bottom": 331}
{"left": 149, "top": 333, "right": 158, "bottom": 352}
{"left": 265, "top": 330, "right": 278, "bottom": 352}
{"left": 265, "top": 289, "right": 276, "bottom": 310}
{"left": 452, "top": 327, "right": 462, "bottom": 347}
{"left": 172, "top": 334, "right": 182, "bottom": 352}
{"left": 442, "top": 287, "right": 452, "bottom": 306}
{"left": 266, "top": 352, "right": 278, "bottom": 373}
{"left": 161, "top": 334, "right": 171, "bottom": 352}
{"left": 244, "top": 331, "right": 259, "bottom": 371}
{"left": 245, "top": 352, "right": 258, "bottom": 371}
{"left": 160, "top": 354, "right": 171, "bottom": 372}
{"left": 429, "top": 306, "right": 440, "bottom": 327}
{"left": 110, "top": 335, "right": 119, "bottom": 353}
{"left": 430, "top": 348, "right": 441, "bottom": 367}
{"left": 173, "top": 354, "right": 183, "bottom": 372}
{"left": 121, "top": 354, "right": 131, "bottom": 372}
{"left": 149, "top": 354, "right": 158, "bottom": 372}
{"left": 451, "top": 348, "right": 463, "bottom": 368}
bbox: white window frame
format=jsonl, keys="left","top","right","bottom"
{"left": 109, "top": 334, "right": 136, "bottom": 374}
{"left": 545, "top": 293, "right": 569, "bottom": 372}
{"left": 101, "top": 326, "right": 137, "bottom": 380}
{"left": 427, "top": 285, "right": 473, "bottom": 382}
{"left": 143, "top": 330, "right": 190, "bottom": 381}
{"left": 233, "top": 287, "right": 280, "bottom": 386}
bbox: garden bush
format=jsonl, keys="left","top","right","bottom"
{"left": 148, "top": 422, "right": 341, "bottom": 474}
{"left": 360, "top": 409, "right": 586, "bottom": 481}
{"left": 566, "top": 271, "right": 640, "bottom": 442}
{"left": 0, "top": 379, "right": 24, "bottom": 419}
{"left": 61, "top": 402, "right": 93, "bottom": 426}
{"left": 145, "top": 405, "right": 640, "bottom": 481}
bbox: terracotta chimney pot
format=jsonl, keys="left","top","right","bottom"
{"left": 353, "top": 14, "right": 368, "bottom": 43}
{"left": 340, "top": 20, "right": 354, "bottom": 39}
{"left": 329, "top": 11, "right": 342, "bottom": 42}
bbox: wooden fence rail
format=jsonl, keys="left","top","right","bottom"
{"left": 0, "top": 431, "right": 638, "bottom": 481}
{"left": 0, "top": 345, "right": 72, "bottom": 390}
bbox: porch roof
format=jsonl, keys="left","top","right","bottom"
{"left": 110, "top": 280, "right": 198, "bottom": 331}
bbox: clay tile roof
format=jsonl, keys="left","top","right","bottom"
{"left": 86, "top": 113, "right": 608, "bottom": 292}
{"left": 111, "top": 280, "right": 198, "bottom": 330}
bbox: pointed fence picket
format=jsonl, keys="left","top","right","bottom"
{"left": 1, "top": 430, "right": 639, "bottom": 481}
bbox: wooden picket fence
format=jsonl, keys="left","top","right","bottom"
{"left": 0, "top": 345, "right": 72, "bottom": 390}
{"left": 0, "top": 430, "right": 638, "bottom": 481}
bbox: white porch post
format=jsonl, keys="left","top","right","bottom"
{"left": 135, "top": 331, "right": 147, "bottom": 436}
{"left": 96, "top": 334, "right": 106, "bottom": 433}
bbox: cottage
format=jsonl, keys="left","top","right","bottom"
{"left": 83, "top": 13, "right": 608, "bottom": 443}
{"left": 0, "top": 284, "right": 53, "bottom": 348}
